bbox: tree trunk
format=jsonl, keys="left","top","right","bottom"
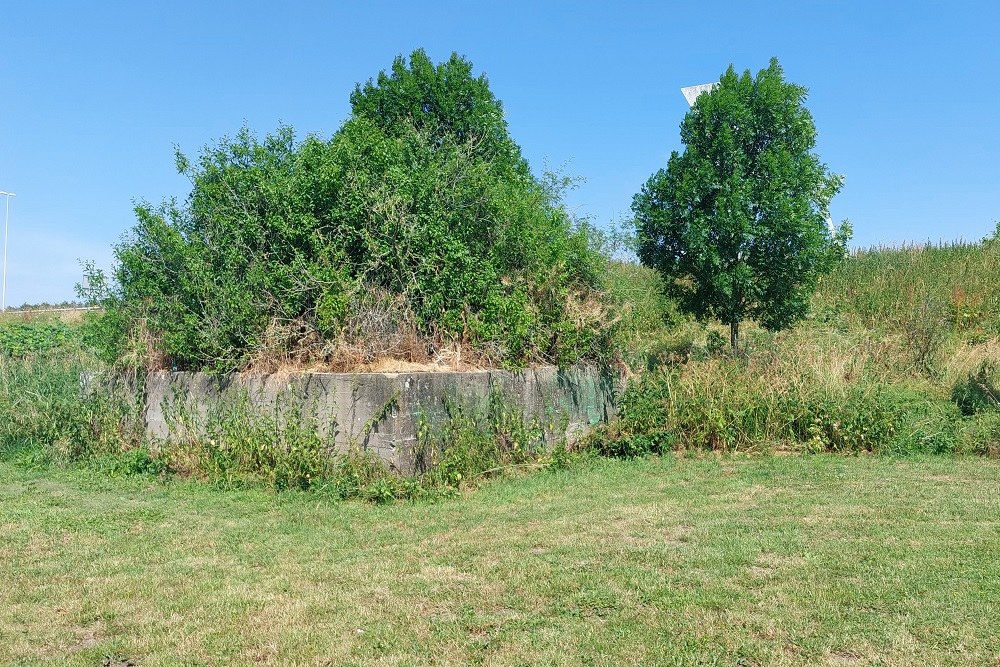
{"left": 730, "top": 320, "right": 740, "bottom": 355}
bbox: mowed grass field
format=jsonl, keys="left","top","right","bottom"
{"left": 2, "top": 455, "right": 998, "bottom": 666}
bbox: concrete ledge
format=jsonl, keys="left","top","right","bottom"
{"left": 144, "top": 365, "right": 620, "bottom": 473}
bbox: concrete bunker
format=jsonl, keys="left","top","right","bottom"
{"left": 145, "top": 365, "right": 620, "bottom": 474}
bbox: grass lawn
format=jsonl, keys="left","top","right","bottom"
{"left": 1, "top": 454, "right": 998, "bottom": 666}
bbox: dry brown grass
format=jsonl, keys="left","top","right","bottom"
{"left": 940, "top": 337, "right": 1000, "bottom": 389}
{"left": 244, "top": 286, "right": 499, "bottom": 373}
{"left": 245, "top": 316, "right": 492, "bottom": 374}
{"left": 0, "top": 307, "right": 94, "bottom": 324}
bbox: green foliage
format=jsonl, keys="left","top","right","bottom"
{"left": 601, "top": 260, "right": 693, "bottom": 369}
{"left": 814, "top": 239, "right": 1000, "bottom": 346}
{"left": 597, "top": 349, "right": 988, "bottom": 458}
{"left": 165, "top": 394, "right": 340, "bottom": 491}
{"left": 596, "top": 235, "right": 1000, "bottom": 460}
{"left": 0, "top": 320, "right": 74, "bottom": 357}
{"left": 633, "top": 58, "right": 849, "bottom": 352}
{"left": 349, "top": 49, "right": 528, "bottom": 180}
{"left": 957, "top": 411, "right": 1000, "bottom": 455}
{"left": 0, "top": 349, "right": 143, "bottom": 463}
{"left": 595, "top": 373, "right": 675, "bottom": 457}
{"left": 158, "top": 383, "right": 566, "bottom": 499}
{"left": 89, "top": 446, "right": 169, "bottom": 478}
{"left": 705, "top": 330, "right": 727, "bottom": 356}
{"left": 87, "top": 49, "right": 608, "bottom": 372}
{"left": 414, "top": 392, "right": 554, "bottom": 488}
{"left": 797, "top": 385, "right": 960, "bottom": 455}
{"left": 952, "top": 361, "right": 999, "bottom": 415}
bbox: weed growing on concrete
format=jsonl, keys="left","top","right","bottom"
{"left": 155, "top": 383, "right": 571, "bottom": 500}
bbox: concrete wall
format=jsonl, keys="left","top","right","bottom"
{"left": 144, "top": 365, "right": 620, "bottom": 473}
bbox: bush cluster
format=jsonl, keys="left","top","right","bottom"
{"left": 0, "top": 320, "right": 74, "bottom": 357}
{"left": 951, "top": 360, "right": 999, "bottom": 416}
{"left": 84, "top": 50, "right": 608, "bottom": 372}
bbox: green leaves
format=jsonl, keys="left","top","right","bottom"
{"left": 93, "top": 50, "right": 609, "bottom": 371}
{"left": 349, "top": 49, "right": 527, "bottom": 179}
{"left": 634, "top": 58, "right": 849, "bottom": 351}
{"left": 0, "top": 321, "right": 73, "bottom": 357}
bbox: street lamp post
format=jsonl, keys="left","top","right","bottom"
{"left": 0, "top": 191, "right": 16, "bottom": 312}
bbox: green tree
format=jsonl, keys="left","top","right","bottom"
{"left": 633, "top": 58, "right": 850, "bottom": 353}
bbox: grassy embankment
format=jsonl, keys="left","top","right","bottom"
{"left": 601, "top": 236, "right": 1000, "bottom": 456}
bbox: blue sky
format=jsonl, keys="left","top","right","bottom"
{"left": 1, "top": 1, "right": 998, "bottom": 305}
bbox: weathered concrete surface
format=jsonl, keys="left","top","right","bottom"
{"left": 145, "top": 365, "right": 620, "bottom": 473}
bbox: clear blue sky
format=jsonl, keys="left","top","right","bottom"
{"left": 1, "top": 1, "right": 998, "bottom": 305}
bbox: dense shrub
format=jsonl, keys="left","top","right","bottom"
{"left": 951, "top": 360, "right": 999, "bottom": 415}
{"left": 84, "top": 50, "right": 609, "bottom": 372}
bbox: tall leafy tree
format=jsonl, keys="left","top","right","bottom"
{"left": 633, "top": 58, "right": 850, "bottom": 352}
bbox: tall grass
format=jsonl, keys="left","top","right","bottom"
{"left": 815, "top": 236, "right": 1000, "bottom": 341}
{"left": 0, "top": 318, "right": 573, "bottom": 499}
{"left": 603, "top": 261, "right": 697, "bottom": 369}
{"left": 599, "top": 233, "right": 1000, "bottom": 457}
{"left": 598, "top": 328, "right": 994, "bottom": 457}
{"left": 0, "top": 351, "right": 143, "bottom": 465}
{"left": 4, "top": 233, "right": 999, "bottom": 493}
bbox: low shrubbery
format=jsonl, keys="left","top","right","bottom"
{"left": 161, "top": 392, "right": 341, "bottom": 491}
{"left": 0, "top": 345, "right": 142, "bottom": 465}
{"left": 0, "top": 320, "right": 75, "bottom": 357}
{"left": 159, "top": 387, "right": 570, "bottom": 501}
{"left": 597, "top": 351, "right": 995, "bottom": 458}
{"left": 3, "top": 233, "right": 999, "bottom": 501}
{"left": 951, "top": 360, "right": 999, "bottom": 415}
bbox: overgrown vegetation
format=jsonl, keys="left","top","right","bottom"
{"left": 82, "top": 50, "right": 610, "bottom": 373}
{"left": 0, "top": 317, "right": 573, "bottom": 502}
{"left": 596, "top": 230, "right": 1000, "bottom": 458}
{"left": 4, "top": 54, "right": 998, "bottom": 503}
{"left": 0, "top": 320, "right": 73, "bottom": 356}
{"left": 151, "top": 384, "right": 569, "bottom": 502}
{"left": 0, "top": 320, "right": 143, "bottom": 467}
